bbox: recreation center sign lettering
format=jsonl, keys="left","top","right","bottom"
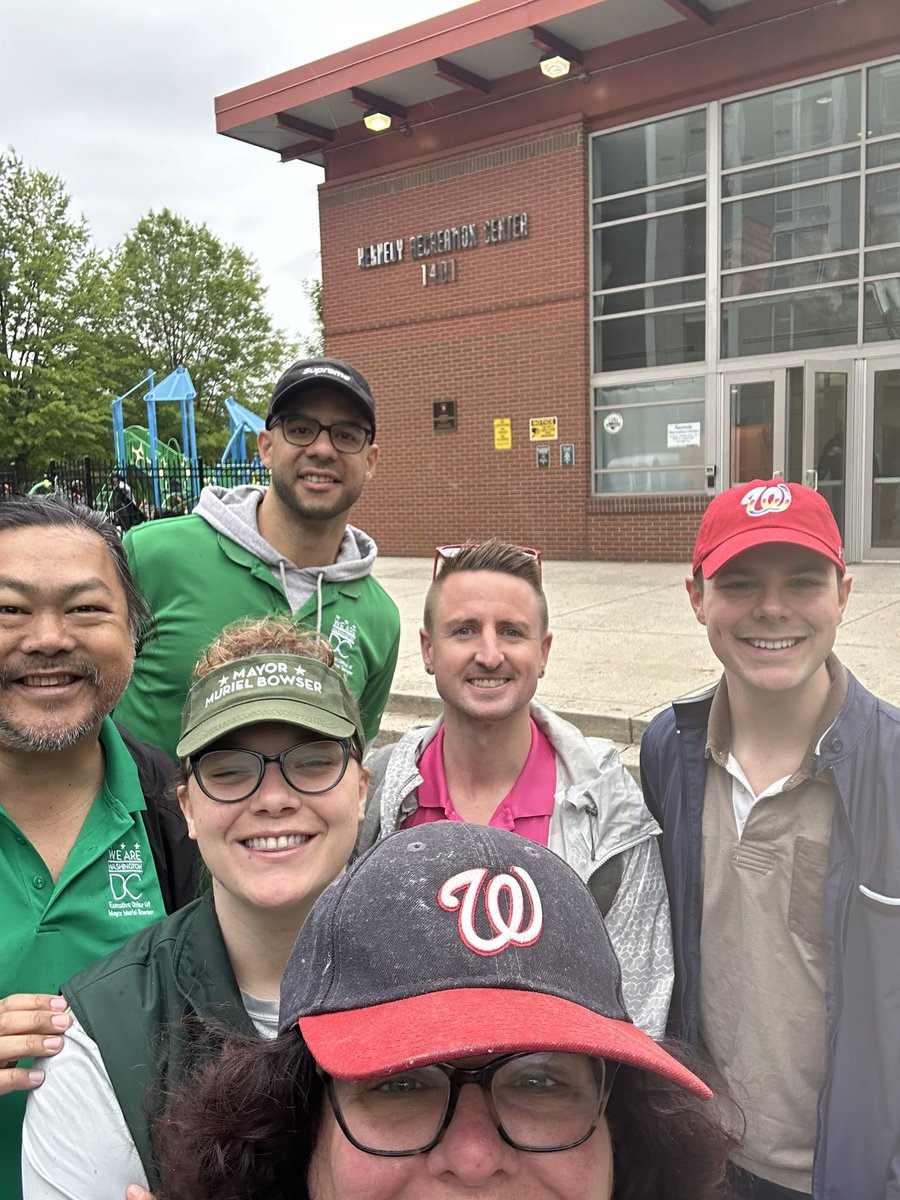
{"left": 357, "top": 211, "right": 529, "bottom": 269}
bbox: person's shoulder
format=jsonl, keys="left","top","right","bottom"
{"left": 64, "top": 898, "right": 202, "bottom": 996}
{"left": 839, "top": 672, "right": 900, "bottom": 735}
{"left": 124, "top": 514, "right": 213, "bottom": 567}
{"left": 113, "top": 722, "right": 178, "bottom": 795}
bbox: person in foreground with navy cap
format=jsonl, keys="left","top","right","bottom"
{"left": 640, "top": 479, "right": 900, "bottom": 1200}
{"left": 115, "top": 356, "right": 399, "bottom": 758}
{"left": 149, "top": 822, "right": 735, "bottom": 1200}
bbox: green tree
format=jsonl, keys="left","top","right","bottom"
{"left": 300, "top": 277, "right": 324, "bottom": 356}
{"left": 0, "top": 150, "right": 114, "bottom": 469}
{"left": 110, "top": 209, "right": 290, "bottom": 456}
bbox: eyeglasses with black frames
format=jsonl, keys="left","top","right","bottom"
{"left": 189, "top": 739, "right": 356, "bottom": 803}
{"left": 432, "top": 543, "right": 543, "bottom": 581}
{"left": 271, "top": 414, "right": 374, "bottom": 454}
{"left": 321, "top": 1052, "right": 615, "bottom": 1157}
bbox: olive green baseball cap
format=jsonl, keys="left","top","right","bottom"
{"left": 176, "top": 653, "right": 363, "bottom": 757}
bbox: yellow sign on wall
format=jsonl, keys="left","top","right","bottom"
{"left": 529, "top": 416, "right": 558, "bottom": 441}
{"left": 493, "top": 418, "right": 512, "bottom": 450}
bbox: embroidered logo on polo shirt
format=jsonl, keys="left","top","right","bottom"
{"left": 328, "top": 615, "right": 358, "bottom": 680}
{"left": 742, "top": 482, "right": 792, "bottom": 517}
{"left": 438, "top": 865, "right": 543, "bottom": 957}
{"left": 107, "top": 842, "right": 154, "bottom": 919}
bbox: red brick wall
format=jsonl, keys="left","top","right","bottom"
{"left": 318, "top": 118, "right": 714, "bottom": 560}
{"left": 320, "top": 120, "right": 597, "bottom": 559}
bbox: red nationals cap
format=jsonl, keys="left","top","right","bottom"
{"left": 693, "top": 480, "right": 845, "bottom": 579}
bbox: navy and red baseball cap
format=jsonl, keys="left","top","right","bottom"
{"left": 279, "top": 822, "right": 711, "bottom": 1098}
{"left": 693, "top": 479, "right": 845, "bottom": 579}
{"left": 266, "top": 357, "right": 376, "bottom": 434}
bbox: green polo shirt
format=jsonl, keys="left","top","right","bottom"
{"left": 0, "top": 718, "right": 167, "bottom": 1200}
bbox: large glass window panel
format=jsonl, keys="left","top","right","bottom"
{"left": 723, "top": 74, "right": 860, "bottom": 169}
{"left": 594, "top": 400, "right": 705, "bottom": 494}
{"left": 594, "top": 181, "right": 705, "bottom": 222}
{"left": 592, "top": 112, "right": 706, "bottom": 197}
{"left": 594, "top": 209, "right": 705, "bottom": 291}
{"left": 721, "top": 179, "right": 859, "bottom": 268}
{"left": 867, "top": 138, "right": 900, "bottom": 169}
{"left": 594, "top": 279, "right": 705, "bottom": 317}
{"left": 722, "top": 255, "right": 858, "bottom": 297}
{"left": 594, "top": 308, "right": 705, "bottom": 372}
{"left": 866, "top": 247, "right": 900, "bottom": 275}
{"left": 595, "top": 377, "right": 705, "bottom": 409}
{"left": 723, "top": 149, "right": 859, "bottom": 197}
{"left": 721, "top": 285, "right": 859, "bottom": 356}
{"left": 866, "top": 168, "right": 900, "bottom": 246}
{"left": 864, "top": 279, "right": 900, "bottom": 342}
{"left": 868, "top": 62, "right": 900, "bottom": 139}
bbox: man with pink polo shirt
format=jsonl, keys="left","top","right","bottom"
{"left": 359, "top": 539, "right": 673, "bottom": 1038}
{"left": 641, "top": 479, "right": 900, "bottom": 1200}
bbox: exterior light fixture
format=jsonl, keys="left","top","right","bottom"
{"left": 540, "top": 52, "right": 571, "bottom": 79}
{"left": 363, "top": 109, "right": 392, "bottom": 132}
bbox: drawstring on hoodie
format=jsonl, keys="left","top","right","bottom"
{"left": 277, "top": 561, "right": 324, "bottom": 630}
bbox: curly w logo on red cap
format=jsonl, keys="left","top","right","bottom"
{"left": 438, "top": 866, "right": 543, "bottom": 957}
{"left": 741, "top": 482, "right": 793, "bottom": 517}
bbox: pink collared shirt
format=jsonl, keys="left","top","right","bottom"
{"left": 401, "top": 719, "right": 556, "bottom": 846}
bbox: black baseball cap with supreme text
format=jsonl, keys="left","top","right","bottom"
{"left": 176, "top": 653, "right": 363, "bottom": 758}
{"left": 279, "top": 822, "right": 711, "bottom": 1098}
{"left": 266, "top": 357, "right": 376, "bottom": 434}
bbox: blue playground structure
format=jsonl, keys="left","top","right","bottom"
{"left": 111, "top": 366, "right": 266, "bottom": 511}
{"left": 222, "top": 396, "right": 265, "bottom": 463}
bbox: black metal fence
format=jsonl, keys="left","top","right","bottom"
{"left": 0, "top": 457, "right": 270, "bottom": 523}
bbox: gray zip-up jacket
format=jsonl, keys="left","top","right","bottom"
{"left": 360, "top": 701, "right": 674, "bottom": 1037}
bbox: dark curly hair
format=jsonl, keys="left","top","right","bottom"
{"left": 152, "top": 1030, "right": 737, "bottom": 1200}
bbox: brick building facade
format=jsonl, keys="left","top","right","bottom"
{"left": 217, "top": 0, "right": 900, "bottom": 562}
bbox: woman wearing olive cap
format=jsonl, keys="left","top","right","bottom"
{"left": 22, "top": 618, "right": 369, "bottom": 1200}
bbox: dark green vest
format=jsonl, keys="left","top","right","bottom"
{"left": 63, "top": 893, "right": 255, "bottom": 1188}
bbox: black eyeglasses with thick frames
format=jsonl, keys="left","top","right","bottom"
{"left": 189, "top": 738, "right": 357, "bottom": 803}
{"left": 321, "top": 1052, "right": 616, "bottom": 1158}
{"left": 268, "top": 414, "right": 374, "bottom": 454}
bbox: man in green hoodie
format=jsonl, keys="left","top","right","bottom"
{"left": 115, "top": 357, "right": 400, "bottom": 758}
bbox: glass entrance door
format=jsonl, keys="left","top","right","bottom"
{"left": 866, "top": 361, "right": 900, "bottom": 558}
{"left": 725, "top": 371, "right": 785, "bottom": 485}
{"left": 803, "top": 362, "right": 851, "bottom": 539}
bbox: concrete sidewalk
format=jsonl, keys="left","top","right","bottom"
{"left": 371, "top": 557, "right": 900, "bottom": 759}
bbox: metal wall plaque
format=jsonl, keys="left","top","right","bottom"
{"left": 433, "top": 401, "right": 456, "bottom": 432}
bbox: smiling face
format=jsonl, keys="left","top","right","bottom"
{"left": 688, "top": 543, "right": 852, "bottom": 703}
{"left": 257, "top": 388, "right": 378, "bottom": 525}
{"left": 421, "top": 572, "right": 552, "bottom": 727}
{"left": 308, "top": 1064, "right": 613, "bottom": 1200}
{"left": 0, "top": 526, "right": 135, "bottom": 751}
{"left": 178, "top": 720, "right": 366, "bottom": 922}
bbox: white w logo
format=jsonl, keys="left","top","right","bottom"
{"left": 438, "top": 866, "right": 543, "bottom": 957}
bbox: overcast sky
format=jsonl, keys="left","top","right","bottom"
{"left": 1, "top": 0, "right": 467, "bottom": 342}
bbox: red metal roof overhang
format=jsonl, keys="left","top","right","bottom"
{"left": 213, "top": 0, "right": 859, "bottom": 169}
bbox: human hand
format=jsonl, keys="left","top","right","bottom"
{"left": 125, "top": 1187, "right": 156, "bottom": 1200}
{"left": 0, "top": 993, "right": 71, "bottom": 1095}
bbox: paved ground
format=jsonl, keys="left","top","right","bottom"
{"left": 371, "top": 556, "right": 900, "bottom": 763}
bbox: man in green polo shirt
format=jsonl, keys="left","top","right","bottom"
{"left": 0, "top": 495, "right": 195, "bottom": 1200}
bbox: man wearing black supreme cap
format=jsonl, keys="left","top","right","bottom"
{"left": 116, "top": 358, "right": 400, "bottom": 758}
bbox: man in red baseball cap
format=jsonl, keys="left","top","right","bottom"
{"left": 640, "top": 479, "right": 900, "bottom": 1200}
